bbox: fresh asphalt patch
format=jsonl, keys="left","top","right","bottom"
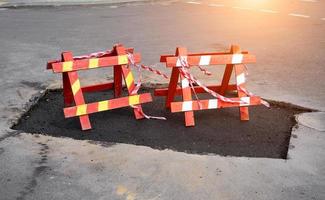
{"left": 12, "top": 88, "right": 309, "bottom": 159}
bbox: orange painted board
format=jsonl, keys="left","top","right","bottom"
{"left": 64, "top": 93, "right": 152, "bottom": 118}
{"left": 170, "top": 96, "right": 262, "bottom": 113}
{"left": 165, "top": 54, "right": 256, "bottom": 67}
{"left": 51, "top": 53, "right": 141, "bottom": 73}
{"left": 160, "top": 51, "right": 249, "bottom": 62}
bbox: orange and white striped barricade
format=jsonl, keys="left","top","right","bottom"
{"left": 47, "top": 44, "right": 152, "bottom": 130}
{"left": 154, "top": 45, "right": 265, "bottom": 127}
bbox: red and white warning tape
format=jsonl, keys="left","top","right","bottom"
{"left": 197, "top": 65, "right": 212, "bottom": 76}
{"left": 73, "top": 50, "right": 111, "bottom": 60}
{"left": 51, "top": 50, "right": 112, "bottom": 63}
{"left": 238, "top": 85, "right": 270, "bottom": 107}
{"left": 127, "top": 53, "right": 167, "bottom": 120}
{"left": 178, "top": 56, "right": 269, "bottom": 107}
{"left": 130, "top": 105, "right": 166, "bottom": 120}
{"left": 127, "top": 52, "right": 170, "bottom": 90}
{"left": 140, "top": 64, "right": 169, "bottom": 79}
{"left": 127, "top": 53, "right": 142, "bottom": 95}
{"left": 178, "top": 56, "right": 242, "bottom": 103}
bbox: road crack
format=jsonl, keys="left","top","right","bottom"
{"left": 16, "top": 140, "right": 50, "bottom": 200}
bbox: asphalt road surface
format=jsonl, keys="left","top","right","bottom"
{"left": 0, "top": 0, "right": 325, "bottom": 111}
{"left": 0, "top": 0, "right": 325, "bottom": 200}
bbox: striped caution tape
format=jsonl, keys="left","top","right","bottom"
{"left": 177, "top": 56, "right": 203, "bottom": 109}
{"left": 238, "top": 64, "right": 269, "bottom": 107}
{"left": 127, "top": 53, "right": 169, "bottom": 80}
{"left": 130, "top": 105, "right": 166, "bottom": 120}
{"left": 178, "top": 56, "right": 233, "bottom": 102}
{"left": 51, "top": 50, "right": 112, "bottom": 63}
{"left": 141, "top": 64, "right": 169, "bottom": 79}
{"left": 127, "top": 53, "right": 167, "bottom": 120}
{"left": 127, "top": 53, "right": 142, "bottom": 95}
{"left": 73, "top": 50, "right": 111, "bottom": 60}
{"left": 178, "top": 56, "right": 250, "bottom": 105}
{"left": 238, "top": 86, "right": 270, "bottom": 107}
{"left": 197, "top": 65, "right": 212, "bottom": 76}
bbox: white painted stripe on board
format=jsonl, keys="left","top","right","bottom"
{"left": 208, "top": 99, "right": 218, "bottom": 109}
{"left": 181, "top": 78, "right": 190, "bottom": 88}
{"left": 182, "top": 101, "right": 193, "bottom": 111}
{"left": 176, "top": 56, "right": 187, "bottom": 67}
{"left": 232, "top": 54, "right": 244, "bottom": 64}
{"left": 237, "top": 73, "right": 246, "bottom": 85}
{"left": 240, "top": 97, "right": 250, "bottom": 106}
{"left": 199, "top": 56, "right": 211, "bottom": 66}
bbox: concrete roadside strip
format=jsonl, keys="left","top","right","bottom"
{"left": 0, "top": 0, "right": 164, "bottom": 8}
{"left": 297, "top": 112, "right": 325, "bottom": 132}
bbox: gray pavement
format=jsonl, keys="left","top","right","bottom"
{"left": 0, "top": 0, "right": 325, "bottom": 199}
{"left": 0, "top": 0, "right": 155, "bottom": 7}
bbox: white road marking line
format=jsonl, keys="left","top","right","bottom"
{"left": 232, "top": 6, "right": 252, "bottom": 10}
{"left": 186, "top": 1, "right": 201, "bottom": 4}
{"left": 109, "top": 5, "right": 118, "bottom": 8}
{"left": 300, "top": 0, "right": 317, "bottom": 2}
{"left": 208, "top": 3, "right": 224, "bottom": 7}
{"left": 321, "top": 18, "right": 325, "bottom": 21}
{"left": 207, "top": 2, "right": 316, "bottom": 21}
{"left": 288, "top": 13, "right": 310, "bottom": 18}
{"left": 259, "top": 9, "right": 278, "bottom": 14}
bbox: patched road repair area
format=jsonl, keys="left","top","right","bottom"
{"left": 13, "top": 88, "right": 310, "bottom": 159}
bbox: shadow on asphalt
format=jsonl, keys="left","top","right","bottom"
{"left": 12, "top": 89, "right": 309, "bottom": 159}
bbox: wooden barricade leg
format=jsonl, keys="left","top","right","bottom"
{"left": 234, "top": 64, "right": 249, "bottom": 121}
{"left": 63, "top": 72, "right": 73, "bottom": 106}
{"left": 165, "top": 67, "right": 180, "bottom": 109}
{"left": 114, "top": 65, "right": 122, "bottom": 98}
{"left": 176, "top": 47, "right": 195, "bottom": 126}
{"left": 121, "top": 65, "right": 144, "bottom": 119}
{"left": 113, "top": 44, "right": 124, "bottom": 98}
{"left": 219, "top": 45, "right": 249, "bottom": 120}
{"left": 62, "top": 52, "right": 92, "bottom": 130}
{"left": 61, "top": 52, "right": 74, "bottom": 106}
{"left": 219, "top": 45, "right": 237, "bottom": 95}
{"left": 219, "top": 63, "right": 234, "bottom": 95}
{"left": 180, "top": 74, "right": 195, "bottom": 126}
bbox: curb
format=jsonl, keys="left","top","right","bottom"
{"left": 0, "top": 0, "right": 162, "bottom": 8}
